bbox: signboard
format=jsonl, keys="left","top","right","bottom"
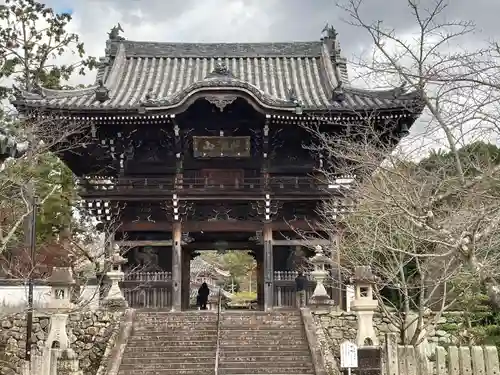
{"left": 340, "top": 341, "right": 358, "bottom": 369}
{"left": 192, "top": 136, "right": 251, "bottom": 158}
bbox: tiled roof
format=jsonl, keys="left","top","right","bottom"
{"left": 11, "top": 35, "right": 423, "bottom": 113}
{"left": 190, "top": 257, "right": 230, "bottom": 277}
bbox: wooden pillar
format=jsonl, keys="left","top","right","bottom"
{"left": 263, "top": 222, "right": 273, "bottom": 311}
{"left": 253, "top": 250, "right": 263, "bottom": 308}
{"left": 171, "top": 221, "right": 182, "bottom": 311}
{"left": 181, "top": 250, "right": 191, "bottom": 310}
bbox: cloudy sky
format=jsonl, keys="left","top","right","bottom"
{"left": 42, "top": 0, "right": 497, "bottom": 86}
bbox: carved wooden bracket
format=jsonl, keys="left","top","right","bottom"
{"left": 204, "top": 95, "right": 237, "bottom": 111}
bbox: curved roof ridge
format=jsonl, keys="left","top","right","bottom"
{"left": 344, "top": 84, "right": 421, "bottom": 99}
{"left": 104, "top": 43, "right": 127, "bottom": 91}
{"left": 142, "top": 73, "right": 294, "bottom": 109}
{"left": 10, "top": 43, "right": 127, "bottom": 102}
{"left": 319, "top": 43, "right": 338, "bottom": 92}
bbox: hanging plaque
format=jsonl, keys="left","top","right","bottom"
{"left": 192, "top": 136, "right": 251, "bottom": 158}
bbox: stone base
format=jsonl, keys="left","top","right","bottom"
{"left": 308, "top": 295, "right": 334, "bottom": 306}
{"left": 102, "top": 298, "right": 128, "bottom": 310}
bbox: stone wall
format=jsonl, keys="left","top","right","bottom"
{"left": 312, "top": 310, "right": 464, "bottom": 358}
{"left": 0, "top": 310, "right": 124, "bottom": 375}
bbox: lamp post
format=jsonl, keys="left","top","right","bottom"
{"left": 25, "top": 198, "right": 37, "bottom": 362}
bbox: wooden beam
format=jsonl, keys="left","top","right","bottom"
{"left": 271, "top": 239, "right": 331, "bottom": 246}
{"left": 184, "top": 241, "right": 256, "bottom": 250}
{"left": 115, "top": 240, "right": 184, "bottom": 247}
{"left": 120, "top": 220, "right": 319, "bottom": 232}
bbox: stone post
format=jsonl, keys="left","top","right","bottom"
{"left": 350, "top": 266, "right": 379, "bottom": 346}
{"left": 102, "top": 244, "right": 128, "bottom": 309}
{"left": 56, "top": 349, "right": 83, "bottom": 375}
{"left": 308, "top": 245, "right": 334, "bottom": 307}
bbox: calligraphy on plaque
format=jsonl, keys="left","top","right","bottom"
{"left": 192, "top": 136, "right": 251, "bottom": 158}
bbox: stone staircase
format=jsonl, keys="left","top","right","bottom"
{"left": 118, "top": 311, "right": 218, "bottom": 375}
{"left": 218, "top": 310, "right": 316, "bottom": 375}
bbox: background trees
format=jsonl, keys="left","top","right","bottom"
{"left": 0, "top": 0, "right": 96, "bottom": 276}
{"left": 310, "top": 0, "right": 500, "bottom": 345}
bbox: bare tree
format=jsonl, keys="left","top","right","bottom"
{"left": 0, "top": 111, "right": 91, "bottom": 258}
{"left": 302, "top": 0, "right": 500, "bottom": 344}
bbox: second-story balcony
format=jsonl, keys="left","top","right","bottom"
{"left": 77, "top": 175, "right": 354, "bottom": 200}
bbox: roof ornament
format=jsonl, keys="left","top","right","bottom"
{"left": 108, "top": 23, "right": 125, "bottom": 41}
{"left": 322, "top": 23, "right": 338, "bottom": 40}
{"left": 95, "top": 80, "right": 110, "bottom": 103}
{"left": 287, "top": 87, "right": 298, "bottom": 103}
{"left": 392, "top": 82, "right": 408, "bottom": 98}
{"left": 144, "top": 89, "right": 156, "bottom": 102}
{"left": 287, "top": 87, "right": 303, "bottom": 114}
{"left": 206, "top": 58, "right": 234, "bottom": 78}
{"left": 332, "top": 82, "right": 346, "bottom": 103}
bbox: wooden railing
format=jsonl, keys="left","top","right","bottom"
{"left": 116, "top": 270, "right": 340, "bottom": 309}
{"left": 121, "top": 271, "right": 173, "bottom": 308}
{"left": 77, "top": 175, "right": 354, "bottom": 194}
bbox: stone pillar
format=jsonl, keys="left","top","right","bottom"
{"left": 56, "top": 349, "right": 83, "bottom": 375}
{"left": 181, "top": 249, "right": 191, "bottom": 310}
{"left": 102, "top": 245, "right": 128, "bottom": 309}
{"left": 308, "top": 245, "right": 334, "bottom": 307}
{"left": 263, "top": 223, "right": 273, "bottom": 311}
{"left": 350, "top": 266, "right": 379, "bottom": 346}
{"left": 171, "top": 221, "right": 182, "bottom": 311}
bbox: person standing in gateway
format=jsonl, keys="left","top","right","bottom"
{"left": 295, "top": 271, "right": 307, "bottom": 308}
{"left": 197, "top": 282, "right": 210, "bottom": 310}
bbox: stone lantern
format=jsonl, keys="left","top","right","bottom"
{"left": 308, "top": 245, "right": 334, "bottom": 306}
{"left": 48, "top": 267, "right": 75, "bottom": 311}
{"left": 45, "top": 267, "right": 75, "bottom": 350}
{"left": 350, "top": 266, "right": 379, "bottom": 346}
{"left": 102, "top": 244, "right": 128, "bottom": 308}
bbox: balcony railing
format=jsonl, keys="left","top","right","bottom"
{"left": 77, "top": 175, "right": 354, "bottom": 195}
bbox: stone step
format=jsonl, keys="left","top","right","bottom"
{"left": 220, "top": 329, "right": 304, "bottom": 339}
{"left": 221, "top": 320, "right": 302, "bottom": 326}
{"left": 220, "top": 350, "right": 310, "bottom": 357}
{"left": 123, "top": 347, "right": 215, "bottom": 354}
{"left": 133, "top": 324, "right": 218, "bottom": 330}
{"left": 220, "top": 343, "right": 309, "bottom": 350}
{"left": 136, "top": 317, "right": 218, "bottom": 323}
{"left": 136, "top": 320, "right": 218, "bottom": 326}
{"left": 220, "top": 339, "right": 309, "bottom": 346}
{"left": 221, "top": 316, "right": 302, "bottom": 321}
{"left": 218, "top": 367, "right": 313, "bottom": 374}
{"left": 118, "top": 369, "right": 214, "bottom": 375}
{"left": 127, "top": 340, "right": 217, "bottom": 348}
{"left": 129, "top": 334, "right": 217, "bottom": 341}
{"left": 136, "top": 312, "right": 218, "bottom": 318}
{"left": 124, "top": 347, "right": 216, "bottom": 354}
{"left": 120, "top": 362, "right": 215, "bottom": 370}
{"left": 121, "top": 356, "right": 215, "bottom": 364}
{"left": 220, "top": 355, "right": 312, "bottom": 362}
{"left": 220, "top": 360, "right": 313, "bottom": 368}
{"left": 221, "top": 314, "right": 301, "bottom": 318}
{"left": 222, "top": 311, "right": 300, "bottom": 316}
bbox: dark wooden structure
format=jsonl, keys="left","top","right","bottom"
{"left": 12, "top": 25, "right": 423, "bottom": 310}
